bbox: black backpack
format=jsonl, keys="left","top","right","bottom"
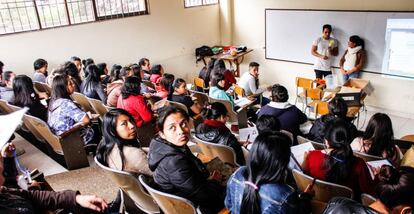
{"left": 195, "top": 45, "right": 214, "bottom": 62}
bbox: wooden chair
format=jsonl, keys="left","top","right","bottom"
{"left": 292, "top": 169, "right": 353, "bottom": 202}
{"left": 0, "top": 99, "right": 13, "bottom": 114}
{"left": 24, "top": 114, "right": 89, "bottom": 170}
{"left": 361, "top": 193, "right": 376, "bottom": 206}
{"left": 139, "top": 175, "right": 197, "bottom": 214}
{"left": 143, "top": 80, "right": 155, "bottom": 90}
{"left": 295, "top": 77, "right": 314, "bottom": 110}
{"left": 400, "top": 134, "right": 414, "bottom": 143}
{"left": 393, "top": 138, "right": 413, "bottom": 155}
{"left": 189, "top": 90, "right": 209, "bottom": 108}
{"left": 353, "top": 151, "right": 383, "bottom": 162}
{"left": 87, "top": 97, "right": 109, "bottom": 119}
{"left": 233, "top": 84, "right": 245, "bottom": 99}
{"left": 71, "top": 92, "right": 96, "bottom": 113}
{"left": 192, "top": 135, "right": 239, "bottom": 167}
{"left": 208, "top": 96, "right": 248, "bottom": 129}
{"left": 33, "top": 81, "right": 52, "bottom": 96}
{"left": 193, "top": 77, "right": 209, "bottom": 93}
{"left": 305, "top": 88, "right": 323, "bottom": 116}
{"left": 312, "top": 101, "right": 329, "bottom": 119}
{"left": 94, "top": 157, "right": 160, "bottom": 214}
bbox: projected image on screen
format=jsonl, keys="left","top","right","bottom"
{"left": 383, "top": 19, "right": 414, "bottom": 77}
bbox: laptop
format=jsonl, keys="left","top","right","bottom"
{"left": 335, "top": 92, "right": 362, "bottom": 107}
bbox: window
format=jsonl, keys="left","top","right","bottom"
{"left": 0, "top": 0, "right": 148, "bottom": 35}
{"left": 184, "top": 0, "right": 218, "bottom": 8}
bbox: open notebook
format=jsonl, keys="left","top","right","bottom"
{"left": 289, "top": 142, "right": 315, "bottom": 171}
{"left": 0, "top": 108, "right": 28, "bottom": 148}
{"left": 366, "top": 159, "right": 393, "bottom": 179}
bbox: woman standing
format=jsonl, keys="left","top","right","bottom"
{"left": 339, "top": 35, "right": 366, "bottom": 82}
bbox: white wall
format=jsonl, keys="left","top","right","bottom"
{"left": 0, "top": 0, "right": 220, "bottom": 81}
{"left": 231, "top": 0, "right": 414, "bottom": 117}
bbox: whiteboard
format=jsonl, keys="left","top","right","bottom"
{"left": 265, "top": 9, "right": 414, "bottom": 73}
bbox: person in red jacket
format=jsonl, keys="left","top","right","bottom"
{"left": 303, "top": 118, "right": 374, "bottom": 201}
{"left": 212, "top": 59, "right": 236, "bottom": 91}
{"left": 117, "top": 76, "right": 153, "bottom": 128}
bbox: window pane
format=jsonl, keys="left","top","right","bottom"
{"left": 203, "top": 0, "right": 218, "bottom": 5}
{"left": 35, "top": 0, "right": 68, "bottom": 28}
{"left": 96, "top": 0, "right": 146, "bottom": 18}
{"left": 0, "top": 0, "right": 39, "bottom": 35}
{"left": 67, "top": 0, "right": 95, "bottom": 24}
{"left": 185, "top": 0, "right": 202, "bottom": 7}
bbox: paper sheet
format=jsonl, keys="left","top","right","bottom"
{"left": 234, "top": 97, "right": 253, "bottom": 107}
{"left": 366, "top": 159, "right": 392, "bottom": 179}
{"left": 0, "top": 108, "right": 28, "bottom": 148}
{"left": 291, "top": 142, "right": 315, "bottom": 169}
{"left": 238, "top": 127, "right": 258, "bottom": 143}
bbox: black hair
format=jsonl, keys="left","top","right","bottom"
{"left": 322, "top": 24, "right": 332, "bottom": 32}
{"left": 271, "top": 84, "right": 289, "bottom": 102}
{"left": 3, "top": 71, "right": 14, "bottom": 83}
{"left": 150, "top": 64, "right": 162, "bottom": 75}
{"left": 363, "top": 113, "right": 396, "bottom": 159}
{"left": 109, "top": 64, "right": 122, "bottom": 82}
{"left": 376, "top": 165, "right": 414, "bottom": 210}
{"left": 12, "top": 75, "right": 39, "bottom": 107}
{"left": 160, "top": 73, "right": 175, "bottom": 91}
{"left": 212, "top": 59, "right": 226, "bottom": 75}
{"left": 130, "top": 64, "right": 141, "bottom": 77}
{"left": 240, "top": 131, "right": 292, "bottom": 214}
{"left": 349, "top": 35, "right": 365, "bottom": 49}
{"left": 0, "top": 61, "right": 4, "bottom": 76}
{"left": 70, "top": 56, "right": 81, "bottom": 62}
{"left": 156, "top": 106, "right": 189, "bottom": 132}
{"left": 256, "top": 115, "right": 281, "bottom": 134}
{"left": 82, "top": 58, "right": 94, "bottom": 68}
{"left": 84, "top": 64, "right": 102, "bottom": 84}
{"left": 328, "top": 97, "right": 348, "bottom": 119}
{"left": 322, "top": 118, "right": 355, "bottom": 184}
{"left": 204, "top": 58, "right": 217, "bottom": 85}
{"left": 97, "top": 63, "right": 107, "bottom": 75}
{"left": 63, "top": 61, "right": 81, "bottom": 86}
{"left": 119, "top": 67, "right": 132, "bottom": 79}
{"left": 96, "top": 108, "right": 139, "bottom": 169}
{"left": 249, "top": 62, "right": 260, "bottom": 68}
{"left": 121, "top": 76, "right": 141, "bottom": 99}
{"left": 49, "top": 74, "right": 73, "bottom": 111}
{"left": 203, "top": 102, "right": 227, "bottom": 120}
{"left": 167, "top": 78, "right": 186, "bottom": 100}
{"left": 210, "top": 72, "right": 225, "bottom": 89}
{"left": 33, "top": 58, "right": 48, "bottom": 71}
{"left": 139, "top": 58, "right": 150, "bottom": 73}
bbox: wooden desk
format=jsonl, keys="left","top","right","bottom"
{"left": 203, "top": 49, "right": 253, "bottom": 77}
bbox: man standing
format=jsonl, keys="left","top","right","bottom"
{"left": 238, "top": 62, "right": 271, "bottom": 106}
{"left": 32, "top": 58, "right": 48, "bottom": 83}
{"left": 311, "top": 24, "right": 338, "bottom": 79}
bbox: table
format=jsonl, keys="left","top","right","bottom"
{"left": 203, "top": 49, "right": 253, "bottom": 77}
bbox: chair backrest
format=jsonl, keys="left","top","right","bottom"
{"left": 192, "top": 135, "right": 239, "bottom": 167}
{"left": 233, "top": 85, "right": 245, "bottom": 98}
{"left": 296, "top": 77, "right": 313, "bottom": 94}
{"left": 71, "top": 92, "right": 96, "bottom": 113}
{"left": 281, "top": 130, "right": 294, "bottom": 143}
{"left": 189, "top": 90, "right": 209, "bottom": 108}
{"left": 314, "top": 101, "right": 329, "bottom": 118}
{"left": 400, "top": 135, "right": 414, "bottom": 143}
{"left": 306, "top": 88, "right": 323, "bottom": 100}
{"left": 361, "top": 193, "right": 376, "bottom": 206}
{"left": 22, "top": 114, "right": 45, "bottom": 142}
{"left": 208, "top": 97, "right": 238, "bottom": 123}
{"left": 139, "top": 175, "right": 197, "bottom": 214}
{"left": 24, "top": 114, "right": 63, "bottom": 153}
{"left": 311, "top": 142, "right": 326, "bottom": 150}
{"left": 292, "top": 169, "right": 353, "bottom": 202}
{"left": 193, "top": 77, "right": 206, "bottom": 88}
{"left": 87, "top": 97, "right": 109, "bottom": 119}
{"left": 167, "top": 100, "right": 189, "bottom": 114}
{"left": 353, "top": 151, "right": 384, "bottom": 162}
{"left": 136, "top": 122, "right": 155, "bottom": 147}
{"left": 0, "top": 99, "right": 13, "bottom": 113}
{"left": 94, "top": 157, "right": 160, "bottom": 214}
{"left": 143, "top": 80, "right": 155, "bottom": 90}
{"left": 33, "top": 81, "right": 52, "bottom": 96}
{"left": 297, "top": 135, "right": 309, "bottom": 145}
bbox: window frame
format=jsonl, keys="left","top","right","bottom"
{"left": 0, "top": 0, "right": 149, "bottom": 36}
{"left": 183, "top": 0, "right": 219, "bottom": 9}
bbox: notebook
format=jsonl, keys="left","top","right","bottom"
{"left": 366, "top": 159, "right": 393, "bottom": 179}
{"left": 290, "top": 142, "right": 315, "bottom": 171}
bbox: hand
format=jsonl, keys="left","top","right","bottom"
{"left": 340, "top": 68, "right": 346, "bottom": 74}
{"left": 322, "top": 55, "right": 329, "bottom": 60}
{"left": 75, "top": 195, "right": 108, "bottom": 212}
{"left": 1, "top": 143, "right": 15, "bottom": 158}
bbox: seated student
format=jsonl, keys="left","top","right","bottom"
{"left": 258, "top": 84, "right": 307, "bottom": 140}
{"left": 81, "top": 58, "right": 94, "bottom": 78}
{"left": 168, "top": 78, "right": 202, "bottom": 118}
{"left": 64, "top": 61, "right": 82, "bottom": 92}
{"left": 198, "top": 58, "right": 216, "bottom": 88}
{"left": 323, "top": 165, "right": 414, "bottom": 214}
{"left": 308, "top": 97, "right": 357, "bottom": 144}
{"left": 209, "top": 72, "right": 235, "bottom": 108}
{"left": 149, "top": 64, "right": 164, "bottom": 84}
{"left": 0, "top": 71, "right": 15, "bottom": 103}
{"left": 80, "top": 64, "right": 107, "bottom": 103}
{"left": 106, "top": 66, "right": 131, "bottom": 107}
{"left": 148, "top": 107, "right": 225, "bottom": 214}
{"left": 212, "top": 59, "right": 236, "bottom": 91}
{"left": 351, "top": 113, "right": 402, "bottom": 166}
{"left": 96, "top": 108, "right": 152, "bottom": 176}
{"left": 303, "top": 119, "right": 375, "bottom": 199}
{"left": 256, "top": 115, "right": 281, "bottom": 134}
{"left": 46, "top": 64, "right": 65, "bottom": 86}
{"left": 130, "top": 64, "right": 153, "bottom": 94}
{"left": 117, "top": 76, "right": 152, "bottom": 128}
{"left": 0, "top": 61, "right": 4, "bottom": 84}
{"left": 195, "top": 102, "right": 245, "bottom": 165}
{"left": 108, "top": 64, "right": 123, "bottom": 84}
{"left": 48, "top": 75, "right": 95, "bottom": 145}
{"left": 97, "top": 63, "right": 110, "bottom": 86}
{"left": 0, "top": 143, "right": 108, "bottom": 213}
{"left": 13, "top": 75, "right": 48, "bottom": 121}
{"left": 238, "top": 62, "right": 271, "bottom": 106}
{"left": 70, "top": 56, "right": 82, "bottom": 73}
{"left": 139, "top": 58, "right": 151, "bottom": 80}
{"left": 152, "top": 73, "right": 174, "bottom": 100}
{"left": 226, "top": 131, "right": 311, "bottom": 214}
{"left": 32, "top": 58, "right": 48, "bottom": 83}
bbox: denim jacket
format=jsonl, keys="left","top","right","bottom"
{"left": 225, "top": 166, "right": 301, "bottom": 214}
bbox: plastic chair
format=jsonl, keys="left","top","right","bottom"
{"left": 94, "top": 157, "right": 160, "bottom": 214}
{"left": 71, "top": 92, "right": 96, "bottom": 113}
{"left": 189, "top": 90, "right": 209, "bottom": 108}
{"left": 361, "top": 193, "right": 376, "bottom": 206}
{"left": 24, "top": 114, "right": 89, "bottom": 170}
{"left": 192, "top": 135, "right": 239, "bottom": 167}
{"left": 139, "top": 175, "right": 197, "bottom": 214}
{"left": 292, "top": 169, "right": 353, "bottom": 202}
{"left": 295, "top": 77, "right": 314, "bottom": 110}
{"left": 33, "top": 81, "right": 52, "bottom": 96}
{"left": 193, "top": 77, "right": 209, "bottom": 93}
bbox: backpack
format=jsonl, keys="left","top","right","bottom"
{"left": 195, "top": 45, "right": 214, "bottom": 62}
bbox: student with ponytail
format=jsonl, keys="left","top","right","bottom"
{"left": 304, "top": 118, "right": 374, "bottom": 199}
{"left": 195, "top": 102, "right": 245, "bottom": 165}
{"left": 167, "top": 78, "right": 202, "bottom": 118}
{"left": 226, "top": 132, "right": 311, "bottom": 214}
